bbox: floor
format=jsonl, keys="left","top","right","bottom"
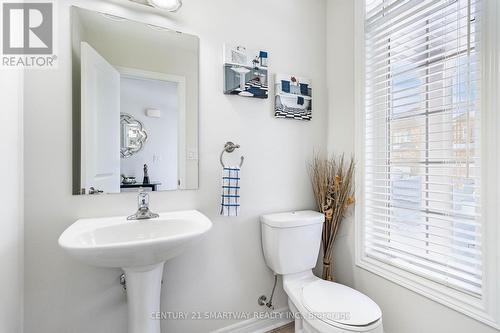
{"left": 268, "top": 322, "right": 294, "bottom": 333}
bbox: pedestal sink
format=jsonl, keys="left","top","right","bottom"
{"left": 231, "top": 66, "right": 251, "bottom": 91}
{"left": 58, "top": 210, "right": 212, "bottom": 333}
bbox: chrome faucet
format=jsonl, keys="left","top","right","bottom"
{"left": 127, "top": 189, "right": 159, "bottom": 220}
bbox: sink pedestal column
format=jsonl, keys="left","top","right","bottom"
{"left": 239, "top": 73, "right": 247, "bottom": 90}
{"left": 123, "top": 262, "right": 165, "bottom": 333}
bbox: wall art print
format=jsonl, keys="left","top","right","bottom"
{"left": 274, "top": 74, "right": 312, "bottom": 121}
{"left": 223, "top": 44, "right": 269, "bottom": 99}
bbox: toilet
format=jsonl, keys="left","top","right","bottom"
{"left": 261, "top": 211, "right": 383, "bottom": 333}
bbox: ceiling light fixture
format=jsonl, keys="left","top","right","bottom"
{"left": 146, "top": 0, "right": 182, "bottom": 12}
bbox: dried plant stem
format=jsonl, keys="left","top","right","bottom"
{"left": 309, "top": 153, "right": 355, "bottom": 281}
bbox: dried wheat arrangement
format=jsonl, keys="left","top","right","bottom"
{"left": 309, "top": 153, "right": 355, "bottom": 281}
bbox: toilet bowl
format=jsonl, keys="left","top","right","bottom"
{"left": 260, "top": 211, "right": 383, "bottom": 333}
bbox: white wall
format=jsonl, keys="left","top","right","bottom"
{"left": 0, "top": 71, "right": 24, "bottom": 332}
{"left": 326, "top": 1, "right": 497, "bottom": 333}
{"left": 120, "top": 77, "right": 178, "bottom": 191}
{"left": 23, "top": 1, "right": 327, "bottom": 332}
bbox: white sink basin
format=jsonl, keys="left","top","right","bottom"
{"left": 59, "top": 210, "right": 212, "bottom": 268}
{"left": 58, "top": 210, "right": 212, "bottom": 333}
{"left": 231, "top": 66, "right": 251, "bottom": 74}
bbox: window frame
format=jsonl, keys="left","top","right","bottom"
{"left": 354, "top": 0, "right": 500, "bottom": 328}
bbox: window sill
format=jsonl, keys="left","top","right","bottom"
{"left": 355, "top": 254, "right": 499, "bottom": 330}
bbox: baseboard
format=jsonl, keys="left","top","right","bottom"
{"left": 210, "top": 307, "right": 292, "bottom": 333}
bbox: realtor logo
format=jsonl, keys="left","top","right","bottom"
{"left": 2, "top": 2, "right": 56, "bottom": 68}
{"left": 3, "top": 2, "right": 52, "bottom": 54}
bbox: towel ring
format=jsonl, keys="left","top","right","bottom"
{"left": 220, "top": 141, "right": 244, "bottom": 168}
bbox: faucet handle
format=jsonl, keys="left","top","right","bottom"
{"left": 127, "top": 188, "right": 159, "bottom": 220}
{"left": 137, "top": 188, "right": 149, "bottom": 209}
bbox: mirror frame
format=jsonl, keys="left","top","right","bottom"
{"left": 120, "top": 113, "right": 148, "bottom": 158}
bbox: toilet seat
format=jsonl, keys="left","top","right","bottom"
{"left": 283, "top": 272, "right": 383, "bottom": 333}
{"left": 283, "top": 271, "right": 384, "bottom": 333}
{"left": 302, "top": 280, "right": 381, "bottom": 328}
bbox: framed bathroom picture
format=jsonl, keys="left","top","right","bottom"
{"left": 223, "top": 44, "right": 269, "bottom": 99}
{"left": 274, "top": 74, "right": 312, "bottom": 121}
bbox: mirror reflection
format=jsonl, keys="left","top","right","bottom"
{"left": 71, "top": 6, "right": 199, "bottom": 195}
{"left": 120, "top": 114, "right": 148, "bottom": 158}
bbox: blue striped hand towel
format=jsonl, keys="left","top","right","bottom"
{"left": 220, "top": 166, "right": 241, "bottom": 216}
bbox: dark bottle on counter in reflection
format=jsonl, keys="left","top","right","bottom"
{"left": 143, "top": 164, "right": 150, "bottom": 184}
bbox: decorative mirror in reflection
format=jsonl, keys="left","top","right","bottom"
{"left": 71, "top": 6, "right": 199, "bottom": 194}
{"left": 120, "top": 114, "right": 148, "bottom": 158}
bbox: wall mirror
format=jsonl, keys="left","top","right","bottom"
{"left": 71, "top": 6, "right": 199, "bottom": 195}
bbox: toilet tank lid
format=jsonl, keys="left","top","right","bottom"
{"left": 260, "top": 210, "right": 325, "bottom": 228}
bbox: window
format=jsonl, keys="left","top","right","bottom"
{"left": 356, "top": 0, "right": 500, "bottom": 326}
{"left": 363, "top": 0, "right": 482, "bottom": 295}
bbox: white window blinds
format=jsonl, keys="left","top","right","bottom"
{"left": 363, "top": 0, "right": 482, "bottom": 295}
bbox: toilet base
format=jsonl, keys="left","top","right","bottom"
{"left": 288, "top": 300, "right": 304, "bottom": 333}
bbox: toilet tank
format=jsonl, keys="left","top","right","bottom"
{"left": 260, "top": 211, "right": 325, "bottom": 275}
